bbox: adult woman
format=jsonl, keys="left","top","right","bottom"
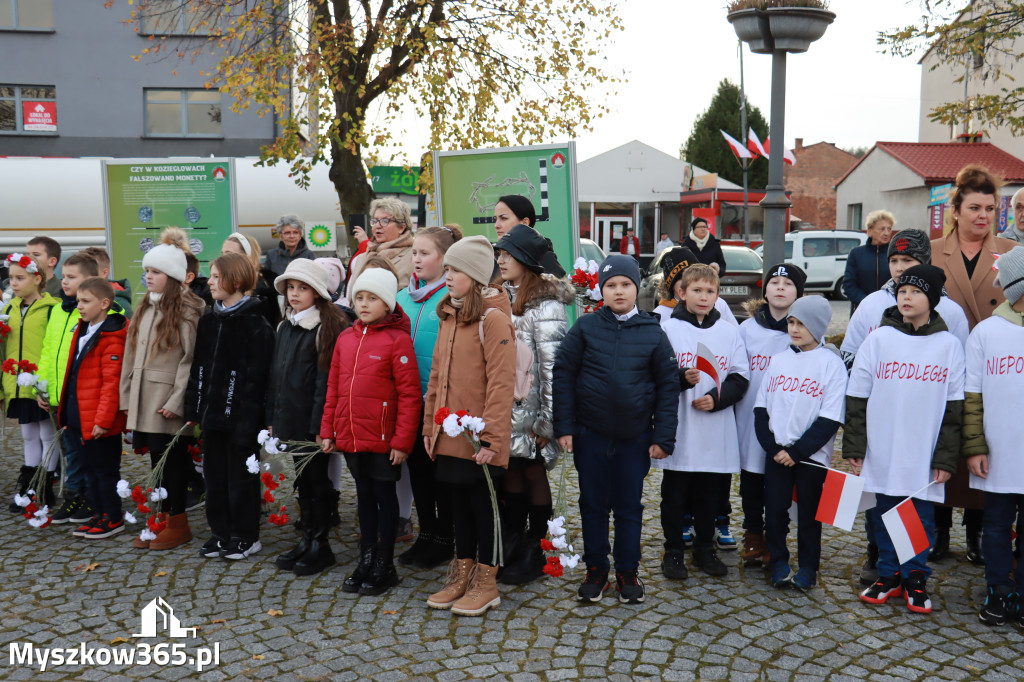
{"left": 682, "top": 218, "right": 727, "bottom": 276}
{"left": 843, "top": 210, "right": 894, "bottom": 313}
{"left": 493, "top": 195, "right": 565, "bottom": 278}
{"left": 346, "top": 198, "right": 415, "bottom": 301}
{"left": 265, "top": 215, "right": 316, "bottom": 280}
{"left": 221, "top": 233, "right": 281, "bottom": 328}
{"left": 931, "top": 164, "right": 1017, "bottom": 563}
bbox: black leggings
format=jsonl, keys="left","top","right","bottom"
{"left": 354, "top": 475, "right": 398, "bottom": 548}
{"left": 143, "top": 431, "right": 192, "bottom": 516}
{"left": 453, "top": 480, "right": 500, "bottom": 566}
{"left": 934, "top": 506, "right": 983, "bottom": 533}
{"left": 406, "top": 435, "right": 453, "bottom": 538}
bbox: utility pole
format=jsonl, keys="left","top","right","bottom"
{"left": 739, "top": 39, "right": 751, "bottom": 248}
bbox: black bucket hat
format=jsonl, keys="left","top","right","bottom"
{"left": 496, "top": 224, "right": 548, "bottom": 274}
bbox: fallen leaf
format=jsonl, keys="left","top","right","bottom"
{"left": 211, "top": 619, "right": 226, "bottom": 624}
{"left": 267, "top": 609, "right": 283, "bottom": 617}
{"left": 154, "top": 571, "right": 168, "bottom": 577}
{"left": 252, "top": 654, "right": 265, "bottom": 660}
{"left": 381, "top": 610, "right": 397, "bottom": 615}
{"left": 110, "top": 637, "right": 130, "bottom": 644}
{"left": 75, "top": 562, "right": 101, "bottom": 572}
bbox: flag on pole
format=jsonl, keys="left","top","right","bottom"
{"left": 695, "top": 342, "right": 721, "bottom": 398}
{"left": 764, "top": 136, "right": 797, "bottom": 166}
{"left": 747, "top": 128, "right": 768, "bottom": 158}
{"left": 815, "top": 469, "right": 866, "bottom": 531}
{"left": 721, "top": 130, "right": 754, "bottom": 160}
{"left": 882, "top": 498, "right": 931, "bottom": 564}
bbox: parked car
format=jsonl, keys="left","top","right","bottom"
{"left": 754, "top": 230, "right": 866, "bottom": 299}
{"left": 639, "top": 245, "right": 764, "bottom": 319}
{"left": 578, "top": 238, "right": 606, "bottom": 266}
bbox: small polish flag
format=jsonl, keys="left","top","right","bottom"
{"left": 764, "top": 136, "right": 797, "bottom": 166}
{"left": 695, "top": 342, "right": 721, "bottom": 398}
{"left": 882, "top": 498, "right": 931, "bottom": 565}
{"left": 747, "top": 128, "right": 768, "bottom": 158}
{"left": 721, "top": 130, "right": 754, "bottom": 160}
{"left": 815, "top": 469, "right": 866, "bottom": 531}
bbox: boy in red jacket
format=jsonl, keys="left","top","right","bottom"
{"left": 320, "top": 268, "right": 421, "bottom": 596}
{"left": 59, "top": 278, "right": 129, "bottom": 539}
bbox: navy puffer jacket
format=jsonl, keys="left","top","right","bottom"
{"left": 553, "top": 306, "right": 679, "bottom": 452}
{"left": 843, "top": 240, "right": 889, "bottom": 310}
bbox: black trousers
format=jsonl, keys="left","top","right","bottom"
{"left": 141, "top": 431, "right": 191, "bottom": 516}
{"left": 354, "top": 475, "right": 399, "bottom": 547}
{"left": 202, "top": 430, "right": 261, "bottom": 543}
{"left": 662, "top": 470, "right": 730, "bottom": 552}
{"left": 764, "top": 457, "right": 826, "bottom": 573}
{"left": 452, "top": 479, "right": 501, "bottom": 566}
{"left": 740, "top": 470, "right": 766, "bottom": 534}
{"left": 406, "top": 432, "right": 453, "bottom": 538}
{"left": 74, "top": 429, "right": 121, "bottom": 519}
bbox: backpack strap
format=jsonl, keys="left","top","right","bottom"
{"left": 477, "top": 308, "right": 495, "bottom": 346}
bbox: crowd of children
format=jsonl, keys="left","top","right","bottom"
{"left": 7, "top": 211, "right": 1024, "bottom": 626}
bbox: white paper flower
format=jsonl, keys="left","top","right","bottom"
{"left": 460, "top": 415, "right": 486, "bottom": 437}
{"left": 116, "top": 479, "right": 131, "bottom": 498}
{"left": 34, "top": 505, "right": 48, "bottom": 518}
{"left": 587, "top": 260, "right": 599, "bottom": 275}
{"left": 264, "top": 436, "right": 281, "bottom": 454}
{"left": 16, "top": 372, "right": 36, "bottom": 387}
{"left": 150, "top": 487, "right": 168, "bottom": 502}
{"left": 139, "top": 529, "right": 157, "bottom": 542}
{"left": 245, "top": 454, "right": 260, "bottom": 474}
{"left": 587, "top": 286, "right": 602, "bottom": 301}
{"left": 35, "top": 379, "right": 48, "bottom": 395}
{"left": 257, "top": 429, "right": 271, "bottom": 445}
{"left": 0, "top": 314, "right": 9, "bottom": 322}
{"left": 123, "top": 512, "right": 137, "bottom": 524}
{"left": 13, "top": 493, "right": 31, "bottom": 507}
{"left": 28, "top": 516, "right": 48, "bottom": 527}
{"left": 574, "top": 257, "right": 588, "bottom": 271}
{"left": 559, "top": 553, "right": 581, "bottom": 569}
{"left": 551, "top": 535, "right": 568, "bottom": 550}
{"left": 547, "top": 516, "right": 566, "bottom": 537}
{"left": 263, "top": 462, "right": 270, "bottom": 471}
{"left": 442, "top": 413, "right": 464, "bottom": 438}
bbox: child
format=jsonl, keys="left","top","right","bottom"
{"left": 26, "top": 236, "right": 62, "bottom": 298}
{"left": 735, "top": 263, "right": 806, "bottom": 567}
{"left": 423, "top": 236, "right": 516, "bottom": 616}
{"left": 220, "top": 233, "right": 280, "bottom": 327}
{"left": 756, "top": 296, "right": 847, "bottom": 591}
{"left": 3, "top": 253, "right": 59, "bottom": 511}
{"left": 38, "top": 251, "right": 101, "bottom": 524}
{"left": 120, "top": 228, "right": 205, "bottom": 550}
{"left": 395, "top": 225, "right": 462, "bottom": 569}
{"left": 553, "top": 254, "right": 679, "bottom": 604}
{"left": 657, "top": 264, "right": 749, "bottom": 579}
{"left": 313, "top": 257, "right": 347, "bottom": 302}
{"left": 844, "top": 264, "right": 964, "bottom": 614}
{"left": 496, "top": 224, "right": 573, "bottom": 585}
{"left": 81, "top": 246, "right": 133, "bottom": 318}
{"left": 320, "top": 268, "right": 419, "bottom": 593}
{"left": 183, "top": 251, "right": 213, "bottom": 311}
{"left": 962, "top": 246, "right": 1024, "bottom": 625}
{"left": 185, "top": 253, "right": 275, "bottom": 561}
{"left": 58, "top": 277, "right": 129, "bottom": 539}
{"left": 653, "top": 246, "right": 739, "bottom": 328}
{"left": 267, "top": 259, "right": 350, "bottom": 576}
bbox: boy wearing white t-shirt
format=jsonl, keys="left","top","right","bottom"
{"left": 755, "top": 296, "right": 847, "bottom": 591}
{"left": 735, "top": 263, "right": 806, "bottom": 568}
{"left": 962, "top": 246, "right": 1024, "bottom": 626}
{"left": 657, "top": 264, "right": 749, "bottom": 578}
{"left": 843, "top": 264, "right": 965, "bottom": 615}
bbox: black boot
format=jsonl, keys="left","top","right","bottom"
{"left": 359, "top": 543, "right": 399, "bottom": 596}
{"left": 43, "top": 471, "right": 57, "bottom": 509}
{"left": 275, "top": 530, "right": 312, "bottom": 571}
{"left": 499, "top": 539, "right": 546, "bottom": 585}
{"left": 859, "top": 542, "right": 879, "bottom": 586}
{"left": 8, "top": 466, "right": 35, "bottom": 513}
{"left": 329, "top": 489, "right": 341, "bottom": 528}
{"left": 342, "top": 544, "right": 375, "bottom": 592}
{"left": 414, "top": 534, "right": 454, "bottom": 569}
{"left": 500, "top": 493, "right": 529, "bottom": 570}
{"left": 693, "top": 547, "right": 728, "bottom": 577}
{"left": 966, "top": 525, "right": 984, "bottom": 566}
{"left": 929, "top": 527, "right": 950, "bottom": 562}
{"left": 293, "top": 500, "right": 336, "bottom": 577}
{"left": 398, "top": 532, "right": 433, "bottom": 566}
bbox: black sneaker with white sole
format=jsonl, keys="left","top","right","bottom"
{"left": 221, "top": 538, "right": 262, "bottom": 561}
{"left": 860, "top": 573, "right": 902, "bottom": 605}
{"left": 199, "top": 537, "right": 224, "bottom": 558}
{"left": 83, "top": 514, "right": 124, "bottom": 540}
{"left": 616, "top": 570, "right": 645, "bottom": 604}
{"left": 577, "top": 566, "right": 610, "bottom": 602}
{"left": 51, "top": 492, "right": 85, "bottom": 524}
{"left": 979, "top": 585, "right": 1010, "bottom": 625}
{"left": 903, "top": 571, "right": 932, "bottom": 614}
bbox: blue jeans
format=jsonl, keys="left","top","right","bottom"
{"left": 983, "top": 492, "right": 1024, "bottom": 588}
{"left": 574, "top": 426, "right": 651, "bottom": 573}
{"left": 872, "top": 494, "right": 934, "bottom": 580}
{"left": 62, "top": 426, "right": 87, "bottom": 495}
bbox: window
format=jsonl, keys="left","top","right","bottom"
{"left": 837, "top": 238, "right": 861, "bottom": 256}
{"left": 848, "top": 203, "right": 863, "bottom": 231}
{"left": 784, "top": 241, "right": 793, "bottom": 259}
{"left": 0, "top": 0, "right": 53, "bottom": 30}
{"left": 0, "top": 85, "right": 56, "bottom": 134}
{"left": 145, "top": 89, "right": 221, "bottom": 137}
{"left": 803, "top": 238, "right": 836, "bottom": 258}
{"left": 140, "top": 0, "right": 217, "bottom": 35}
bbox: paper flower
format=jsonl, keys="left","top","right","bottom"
{"left": 116, "top": 480, "right": 131, "bottom": 498}
{"left": 16, "top": 372, "right": 36, "bottom": 387}
{"left": 547, "top": 516, "right": 566, "bottom": 537}
{"left": 540, "top": 538, "right": 555, "bottom": 551}
{"left": 434, "top": 407, "right": 451, "bottom": 425}
{"left": 543, "top": 555, "right": 564, "bottom": 577}
{"left": 149, "top": 487, "right": 168, "bottom": 502}
{"left": 551, "top": 535, "right": 569, "bottom": 550}
{"left": 442, "top": 413, "right": 464, "bottom": 438}
{"left": 123, "top": 512, "right": 137, "bottom": 524}
{"left": 139, "top": 529, "right": 157, "bottom": 542}
{"left": 245, "top": 454, "right": 260, "bottom": 474}
{"left": 257, "top": 429, "right": 271, "bottom": 445}
{"left": 13, "top": 493, "right": 31, "bottom": 508}
{"left": 559, "top": 553, "right": 581, "bottom": 569}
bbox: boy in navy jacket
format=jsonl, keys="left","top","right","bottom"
{"left": 553, "top": 255, "right": 679, "bottom": 605}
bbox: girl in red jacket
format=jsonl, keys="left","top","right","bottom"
{"left": 320, "top": 268, "right": 421, "bottom": 596}
{"left": 58, "top": 278, "right": 129, "bottom": 539}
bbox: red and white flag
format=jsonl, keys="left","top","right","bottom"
{"left": 815, "top": 469, "right": 866, "bottom": 531}
{"left": 747, "top": 128, "right": 768, "bottom": 158}
{"left": 695, "top": 342, "right": 721, "bottom": 398}
{"left": 764, "top": 136, "right": 797, "bottom": 166}
{"left": 882, "top": 498, "right": 931, "bottom": 564}
{"left": 721, "top": 130, "right": 754, "bottom": 160}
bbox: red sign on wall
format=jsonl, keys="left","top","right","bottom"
{"left": 22, "top": 101, "right": 56, "bottom": 131}
{"left": 929, "top": 204, "right": 945, "bottom": 240}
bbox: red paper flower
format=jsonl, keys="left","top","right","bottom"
{"left": 1, "top": 358, "right": 16, "bottom": 375}
{"left": 137, "top": 503, "right": 152, "bottom": 514}
{"left": 262, "top": 490, "right": 275, "bottom": 504}
{"left": 18, "top": 255, "right": 31, "bottom": 269}
{"left": 17, "top": 360, "right": 37, "bottom": 373}
{"left": 24, "top": 502, "right": 38, "bottom": 515}
{"left": 455, "top": 409, "right": 469, "bottom": 419}
{"left": 434, "top": 407, "right": 451, "bottom": 425}
{"left": 131, "top": 485, "right": 146, "bottom": 504}
{"left": 268, "top": 506, "right": 290, "bottom": 526}
{"left": 260, "top": 471, "right": 279, "bottom": 491}
{"left": 147, "top": 513, "right": 167, "bottom": 534}
{"left": 543, "top": 559, "right": 564, "bottom": 578}
{"left": 540, "top": 538, "right": 555, "bottom": 551}
{"left": 278, "top": 473, "right": 285, "bottom": 481}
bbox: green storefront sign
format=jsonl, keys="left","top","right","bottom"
{"left": 371, "top": 165, "right": 420, "bottom": 196}
{"left": 102, "top": 159, "right": 237, "bottom": 306}
{"left": 432, "top": 143, "right": 579, "bottom": 272}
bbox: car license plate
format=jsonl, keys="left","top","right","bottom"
{"left": 720, "top": 286, "right": 748, "bottom": 296}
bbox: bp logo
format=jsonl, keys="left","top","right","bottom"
{"left": 308, "top": 224, "right": 332, "bottom": 248}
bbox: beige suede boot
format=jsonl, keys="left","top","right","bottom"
{"left": 451, "top": 563, "right": 500, "bottom": 616}
{"left": 426, "top": 558, "right": 475, "bottom": 609}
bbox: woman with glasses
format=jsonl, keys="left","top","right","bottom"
{"left": 347, "top": 198, "right": 416, "bottom": 301}
{"left": 265, "top": 214, "right": 317, "bottom": 281}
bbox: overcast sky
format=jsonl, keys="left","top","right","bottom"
{"left": 570, "top": 0, "right": 933, "bottom": 161}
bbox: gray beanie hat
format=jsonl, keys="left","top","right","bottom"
{"left": 789, "top": 295, "right": 833, "bottom": 343}
{"left": 995, "top": 246, "right": 1024, "bottom": 304}
{"left": 444, "top": 235, "right": 496, "bottom": 286}
{"left": 887, "top": 228, "right": 931, "bottom": 265}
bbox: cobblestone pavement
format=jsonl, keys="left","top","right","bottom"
{"left": 1, "top": 427, "right": 1022, "bottom": 681}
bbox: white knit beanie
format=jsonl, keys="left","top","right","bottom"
{"left": 352, "top": 268, "right": 399, "bottom": 311}
{"left": 142, "top": 243, "right": 187, "bottom": 282}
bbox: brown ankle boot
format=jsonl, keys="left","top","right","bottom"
{"left": 451, "top": 563, "right": 500, "bottom": 616}
{"left": 427, "top": 558, "right": 475, "bottom": 609}
{"left": 149, "top": 513, "right": 193, "bottom": 551}
{"left": 740, "top": 532, "right": 767, "bottom": 567}
{"left": 132, "top": 535, "right": 150, "bottom": 549}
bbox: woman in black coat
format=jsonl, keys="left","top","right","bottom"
{"left": 682, "top": 218, "right": 727, "bottom": 276}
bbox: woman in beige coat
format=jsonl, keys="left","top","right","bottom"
{"left": 120, "top": 229, "right": 205, "bottom": 551}
{"left": 346, "top": 197, "right": 416, "bottom": 302}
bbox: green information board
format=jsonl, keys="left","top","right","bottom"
{"left": 102, "top": 159, "right": 237, "bottom": 306}
{"left": 432, "top": 143, "right": 579, "bottom": 272}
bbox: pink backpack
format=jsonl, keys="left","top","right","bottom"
{"left": 479, "top": 308, "right": 535, "bottom": 401}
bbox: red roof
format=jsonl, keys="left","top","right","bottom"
{"left": 836, "top": 142, "right": 1024, "bottom": 186}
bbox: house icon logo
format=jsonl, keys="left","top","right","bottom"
{"left": 133, "top": 597, "right": 197, "bottom": 638}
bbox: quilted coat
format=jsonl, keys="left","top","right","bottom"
{"left": 395, "top": 277, "right": 448, "bottom": 395}
{"left": 38, "top": 294, "right": 81, "bottom": 405}
{"left": 57, "top": 312, "right": 129, "bottom": 439}
{"left": 267, "top": 307, "right": 333, "bottom": 442}
{"left": 0, "top": 293, "right": 58, "bottom": 402}
{"left": 503, "top": 275, "right": 573, "bottom": 468}
{"left": 319, "top": 306, "right": 421, "bottom": 455}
